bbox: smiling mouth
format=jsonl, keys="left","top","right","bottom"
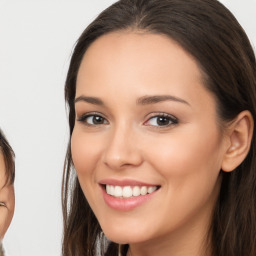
{"left": 104, "top": 185, "right": 160, "bottom": 198}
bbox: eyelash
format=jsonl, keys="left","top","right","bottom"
{"left": 77, "top": 112, "right": 178, "bottom": 128}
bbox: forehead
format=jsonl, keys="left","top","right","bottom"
{"left": 77, "top": 31, "right": 204, "bottom": 96}
{"left": 76, "top": 31, "right": 218, "bottom": 119}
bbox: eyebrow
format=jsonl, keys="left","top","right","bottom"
{"left": 136, "top": 95, "right": 190, "bottom": 106}
{"left": 74, "top": 95, "right": 190, "bottom": 106}
{"left": 74, "top": 96, "right": 104, "bottom": 105}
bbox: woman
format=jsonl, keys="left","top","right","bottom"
{"left": 0, "top": 130, "right": 15, "bottom": 256}
{"left": 62, "top": 0, "right": 256, "bottom": 255}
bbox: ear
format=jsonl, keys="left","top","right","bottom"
{"left": 221, "top": 110, "right": 254, "bottom": 172}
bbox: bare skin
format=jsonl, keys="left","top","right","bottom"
{"left": 71, "top": 32, "right": 253, "bottom": 256}
{"left": 0, "top": 153, "right": 14, "bottom": 240}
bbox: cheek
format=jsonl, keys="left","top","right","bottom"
{"left": 71, "top": 129, "right": 101, "bottom": 177}
{"left": 136, "top": 127, "right": 223, "bottom": 233}
{"left": 71, "top": 127, "right": 107, "bottom": 210}
{"left": 0, "top": 208, "right": 9, "bottom": 239}
{"left": 0, "top": 186, "right": 15, "bottom": 239}
{"left": 71, "top": 128, "right": 110, "bottom": 216}
{"left": 145, "top": 125, "right": 223, "bottom": 194}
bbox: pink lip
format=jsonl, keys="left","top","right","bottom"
{"left": 99, "top": 179, "right": 160, "bottom": 211}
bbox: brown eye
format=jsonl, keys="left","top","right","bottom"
{"left": 78, "top": 114, "right": 108, "bottom": 126}
{"left": 156, "top": 116, "right": 171, "bottom": 126}
{"left": 92, "top": 116, "right": 105, "bottom": 124}
{"left": 145, "top": 114, "right": 178, "bottom": 127}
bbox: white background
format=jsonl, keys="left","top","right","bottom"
{"left": 0, "top": 1, "right": 255, "bottom": 255}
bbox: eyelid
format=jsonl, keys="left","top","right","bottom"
{"left": 77, "top": 111, "right": 105, "bottom": 120}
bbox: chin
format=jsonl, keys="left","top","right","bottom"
{"left": 101, "top": 224, "right": 151, "bottom": 245}
{"left": 106, "top": 233, "right": 146, "bottom": 245}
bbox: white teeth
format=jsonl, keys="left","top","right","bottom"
{"left": 114, "top": 186, "right": 122, "bottom": 197}
{"left": 105, "top": 185, "right": 158, "bottom": 198}
{"left": 148, "top": 186, "right": 157, "bottom": 193}
{"left": 140, "top": 186, "right": 147, "bottom": 195}
{"left": 106, "top": 185, "right": 111, "bottom": 194}
{"left": 123, "top": 186, "right": 133, "bottom": 198}
{"left": 110, "top": 185, "right": 115, "bottom": 196}
{"left": 132, "top": 186, "right": 140, "bottom": 197}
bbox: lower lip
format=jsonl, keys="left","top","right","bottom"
{"left": 101, "top": 186, "right": 158, "bottom": 211}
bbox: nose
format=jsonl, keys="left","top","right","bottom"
{"left": 102, "top": 124, "right": 143, "bottom": 170}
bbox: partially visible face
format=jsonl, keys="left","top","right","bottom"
{"left": 0, "top": 153, "right": 15, "bottom": 239}
{"left": 71, "top": 32, "right": 228, "bottom": 247}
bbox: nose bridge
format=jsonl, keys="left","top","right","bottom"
{"left": 103, "top": 120, "right": 142, "bottom": 170}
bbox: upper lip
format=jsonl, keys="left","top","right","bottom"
{"left": 99, "top": 178, "right": 159, "bottom": 187}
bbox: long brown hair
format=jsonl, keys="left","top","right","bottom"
{"left": 0, "top": 129, "right": 15, "bottom": 186}
{"left": 62, "top": 0, "right": 256, "bottom": 255}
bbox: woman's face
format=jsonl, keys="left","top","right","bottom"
{"left": 71, "top": 32, "right": 228, "bottom": 248}
{"left": 0, "top": 153, "right": 15, "bottom": 239}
